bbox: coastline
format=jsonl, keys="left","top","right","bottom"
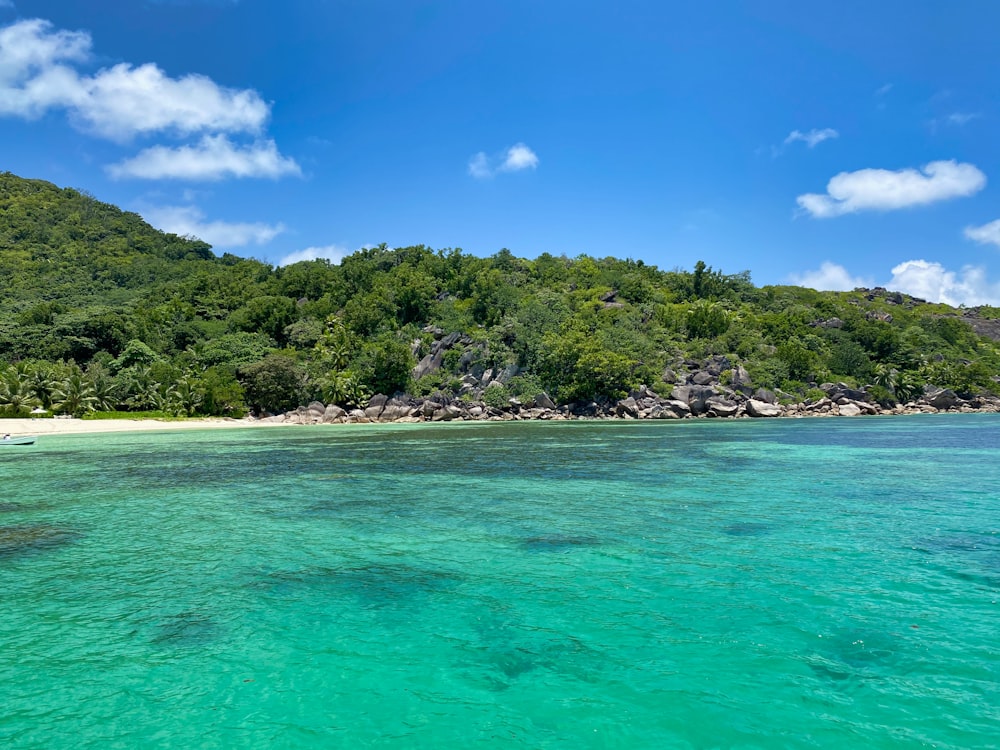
{"left": 0, "top": 417, "right": 275, "bottom": 437}
{"left": 4, "top": 394, "right": 998, "bottom": 438}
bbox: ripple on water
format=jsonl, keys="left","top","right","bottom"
{"left": 522, "top": 534, "right": 601, "bottom": 552}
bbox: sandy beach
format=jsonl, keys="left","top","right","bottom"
{"left": 0, "top": 417, "right": 274, "bottom": 436}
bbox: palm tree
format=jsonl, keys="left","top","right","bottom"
{"left": 0, "top": 369, "right": 41, "bottom": 415}
{"left": 51, "top": 373, "right": 97, "bottom": 417}
{"left": 87, "top": 371, "right": 119, "bottom": 412}
{"left": 871, "top": 363, "right": 899, "bottom": 392}
{"left": 170, "top": 377, "right": 204, "bottom": 417}
{"left": 26, "top": 365, "right": 59, "bottom": 410}
{"left": 148, "top": 381, "right": 178, "bottom": 413}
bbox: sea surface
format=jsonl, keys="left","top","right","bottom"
{"left": 1, "top": 415, "right": 997, "bottom": 749}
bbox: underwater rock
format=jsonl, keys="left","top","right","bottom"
{"left": 0, "top": 524, "right": 80, "bottom": 559}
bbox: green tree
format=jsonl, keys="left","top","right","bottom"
{"left": 239, "top": 354, "right": 307, "bottom": 414}
{"left": 52, "top": 373, "right": 97, "bottom": 417}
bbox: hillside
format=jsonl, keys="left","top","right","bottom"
{"left": 1, "top": 172, "right": 999, "bottom": 418}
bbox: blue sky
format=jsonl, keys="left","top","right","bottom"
{"left": 3, "top": 1, "right": 1000, "bottom": 305}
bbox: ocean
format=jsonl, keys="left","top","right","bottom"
{"left": 1, "top": 415, "right": 997, "bottom": 748}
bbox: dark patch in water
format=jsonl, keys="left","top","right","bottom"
{"left": 523, "top": 535, "right": 600, "bottom": 552}
{"left": 723, "top": 522, "right": 772, "bottom": 537}
{"left": 912, "top": 532, "right": 1000, "bottom": 589}
{"left": 304, "top": 498, "right": 376, "bottom": 515}
{"left": 932, "top": 565, "right": 1000, "bottom": 590}
{"left": 0, "top": 524, "right": 80, "bottom": 559}
{"left": 808, "top": 629, "right": 902, "bottom": 685}
{"left": 152, "top": 610, "right": 218, "bottom": 647}
{"left": 253, "top": 562, "right": 461, "bottom": 606}
{"left": 808, "top": 661, "right": 853, "bottom": 682}
{"left": 914, "top": 532, "right": 1000, "bottom": 555}
{"left": 0, "top": 502, "right": 24, "bottom": 513}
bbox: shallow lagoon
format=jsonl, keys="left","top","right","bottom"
{"left": 1, "top": 416, "right": 997, "bottom": 748}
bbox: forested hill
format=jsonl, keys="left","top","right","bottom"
{"left": 1, "top": 170, "right": 999, "bottom": 418}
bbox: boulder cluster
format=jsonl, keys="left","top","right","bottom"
{"left": 257, "top": 353, "right": 1000, "bottom": 425}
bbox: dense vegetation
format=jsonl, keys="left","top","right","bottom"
{"left": 2, "top": 171, "right": 999, "bottom": 418}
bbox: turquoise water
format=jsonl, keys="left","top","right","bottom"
{"left": 1, "top": 416, "right": 998, "bottom": 749}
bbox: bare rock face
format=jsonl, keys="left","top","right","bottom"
{"left": 822, "top": 383, "right": 869, "bottom": 403}
{"left": 745, "top": 399, "right": 782, "bottom": 418}
{"left": 729, "top": 365, "right": 753, "bottom": 395}
{"left": 670, "top": 385, "right": 717, "bottom": 415}
{"left": 690, "top": 370, "right": 715, "bottom": 386}
{"left": 534, "top": 392, "right": 556, "bottom": 410}
{"left": 706, "top": 397, "right": 739, "bottom": 418}
{"left": 753, "top": 388, "right": 778, "bottom": 405}
{"left": 364, "top": 394, "right": 388, "bottom": 420}
{"left": 379, "top": 400, "right": 414, "bottom": 421}
{"left": 837, "top": 402, "right": 862, "bottom": 417}
{"left": 322, "top": 404, "right": 346, "bottom": 423}
{"left": 923, "top": 386, "right": 962, "bottom": 410}
{"left": 648, "top": 401, "right": 688, "bottom": 419}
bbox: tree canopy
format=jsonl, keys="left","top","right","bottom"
{"left": 2, "top": 171, "right": 999, "bottom": 417}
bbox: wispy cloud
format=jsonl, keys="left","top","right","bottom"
{"left": 946, "top": 112, "right": 979, "bottom": 126}
{"left": 108, "top": 135, "right": 300, "bottom": 180}
{"left": 784, "top": 128, "right": 839, "bottom": 149}
{"left": 965, "top": 219, "right": 1000, "bottom": 248}
{"left": 142, "top": 204, "right": 284, "bottom": 248}
{"left": 788, "top": 262, "right": 872, "bottom": 291}
{"left": 0, "top": 1, "right": 15, "bottom": 10}
{"left": 468, "top": 142, "right": 538, "bottom": 179}
{"left": 875, "top": 83, "right": 892, "bottom": 97}
{"left": 796, "top": 160, "right": 986, "bottom": 218}
{"left": 277, "top": 244, "right": 349, "bottom": 267}
{"left": 467, "top": 151, "right": 491, "bottom": 179}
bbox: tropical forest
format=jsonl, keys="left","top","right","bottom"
{"left": 2, "top": 171, "right": 999, "bottom": 419}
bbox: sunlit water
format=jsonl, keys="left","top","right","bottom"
{"left": 1, "top": 416, "right": 997, "bottom": 748}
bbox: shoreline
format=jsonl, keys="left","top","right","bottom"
{"left": 0, "top": 417, "right": 278, "bottom": 437}
{"left": 3, "top": 403, "right": 996, "bottom": 438}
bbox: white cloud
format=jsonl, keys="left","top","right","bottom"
{"left": 0, "top": 1, "right": 16, "bottom": 11}
{"left": 947, "top": 112, "right": 978, "bottom": 126}
{"left": 791, "top": 258, "right": 1000, "bottom": 306}
{"left": 499, "top": 142, "right": 539, "bottom": 171}
{"left": 468, "top": 142, "right": 538, "bottom": 179}
{"left": 142, "top": 204, "right": 284, "bottom": 248}
{"left": 0, "top": 19, "right": 269, "bottom": 139}
{"left": 875, "top": 83, "right": 893, "bottom": 97}
{"left": 467, "top": 151, "right": 491, "bottom": 179}
{"left": 888, "top": 259, "right": 1000, "bottom": 306}
{"left": 784, "top": 128, "right": 839, "bottom": 148}
{"left": 107, "top": 135, "right": 300, "bottom": 180}
{"left": 76, "top": 63, "right": 268, "bottom": 140}
{"left": 278, "top": 244, "right": 349, "bottom": 267}
{"left": 964, "top": 219, "right": 1000, "bottom": 248}
{"left": 788, "top": 262, "right": 873, "bottom": 291}
{"left": 796, "top": 160, "right": 986, "bottom": 218}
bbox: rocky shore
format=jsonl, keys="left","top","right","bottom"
{"left": 260, "top": 354, "right": 1000, "bottom": 425}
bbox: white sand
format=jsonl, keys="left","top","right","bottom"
{"left": 0, "top": 417, "right": 279, "bottom": 436}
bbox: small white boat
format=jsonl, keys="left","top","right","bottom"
{"left": 1, "top": 436, "right": 36, "bottom": 446}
